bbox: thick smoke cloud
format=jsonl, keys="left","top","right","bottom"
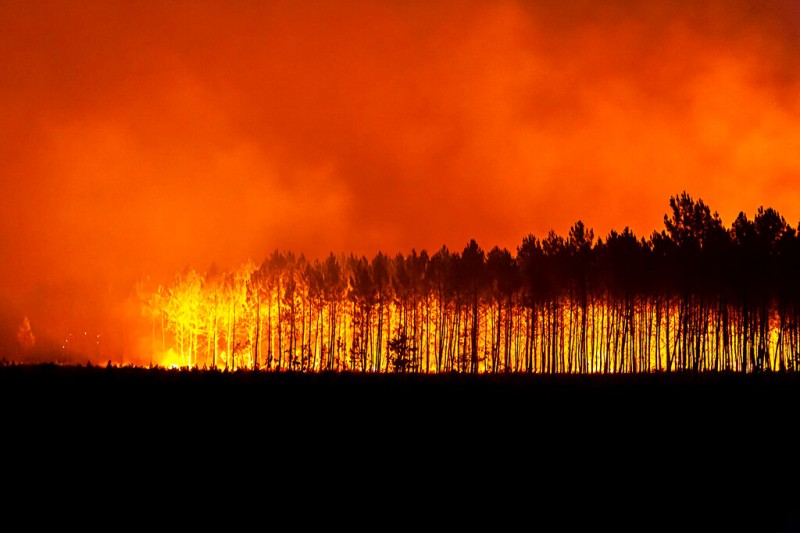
{"left": 1, "top": 0, "right": 798, "bottom": 361}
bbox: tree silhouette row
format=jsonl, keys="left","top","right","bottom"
{"left": 139, "top": 192, "right": 800, "bottom": 373}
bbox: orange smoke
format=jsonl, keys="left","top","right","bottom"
{"left": 1, "top": 0, "right": 798, "bottom": 362}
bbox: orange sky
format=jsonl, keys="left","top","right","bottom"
{"left": 1, "top": 0, "right": 799, "bottom": 360}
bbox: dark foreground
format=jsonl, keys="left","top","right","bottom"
{"left": 2, "top": 364, "right": 799, "bottom": 530}
{"left": 3, "top": 363, "right": 800, "bottom": 427}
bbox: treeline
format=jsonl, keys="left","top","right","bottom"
{"left": 138, "top": 192, "right": 800, "bottom": 373}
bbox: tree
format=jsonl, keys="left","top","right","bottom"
{"left": 388, "top": 332, "right": 417, "bottom": 373}
{"left": 459, "top": 239, "right": 486, "bottom": 373}
{"left": 371, "top": 252, "right": 392, "bottom": 372}
{"left": 486, "top": 246, "right": 517, "bottom": 372}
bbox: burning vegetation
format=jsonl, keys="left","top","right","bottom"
{"left": 133, "top": 192, "right": 800, "bottom": 374}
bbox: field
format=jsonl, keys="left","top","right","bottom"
{"left": 2, "top": 364, "right": 798, "bottom": 530}
{"left": 4, "top": 363, "right": 799, "bottom": 448}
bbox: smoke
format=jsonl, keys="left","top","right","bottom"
{"left": 1, "top": 0, "right": 798, "bottom": 361}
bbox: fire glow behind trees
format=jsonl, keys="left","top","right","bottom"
{"left": 125, "top": 193, "right": 800, "bottom": 373}
{"left": 1, "top": 1, "right": 799, "bottom": 366}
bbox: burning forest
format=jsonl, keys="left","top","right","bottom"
{"left": 120, "top": 193, "right": 800, "bottom": 375}
{"left": 3, "top": 3, "right": 800, "bottom": 526}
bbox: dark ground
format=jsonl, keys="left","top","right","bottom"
{"left": 1, "top": 364, "right": 798, "bottom": 530}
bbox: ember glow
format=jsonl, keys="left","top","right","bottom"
{"left": 1, "top": 1, "right": 799, "bottom": 366}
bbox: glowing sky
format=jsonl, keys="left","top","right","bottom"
{"left": 1, "top": 0, "right": 799, "bottom": 359}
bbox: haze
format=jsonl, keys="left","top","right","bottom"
{"left": 1, "top": 0, "right": 799, "bottom": 361}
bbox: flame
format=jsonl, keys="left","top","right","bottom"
{"left": 156, "top": 348, "right": 184, "bottom": 370}
{"left": 133, "top": 252, "right": 795, "bottom": 374}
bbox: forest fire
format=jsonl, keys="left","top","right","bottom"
{"left": 131, "top": 194, "right": 800, "bottom": 374}
{"left": 2, "top": 1, "right": 800, "bottom": 373}
{"left": 3, "top": 4, "right": 799, "bottom": 528}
